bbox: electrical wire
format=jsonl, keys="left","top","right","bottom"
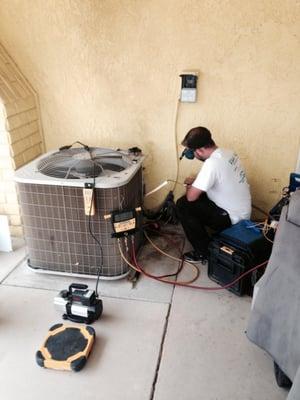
{"left": 87, "top": 163, "right": 104, "bottom": 298}
{"left": 143, "top": 222, "right": 185, "bottom": 237}
{"left": 141, "top": 237, "right": 199, "bottom": 284}
{"left": 117, "top": 237, "right": 268, "bottom": 291}
{"left": 145, "top": 228, "right": 185, "bottom": 252}
{"left": 262, "top": 218, "right": 275, "bottom": 244}
{"left": 59, "top": 141, "right": 127, "bottom": 161}
{"left": 252, "top": 185, "right": 290, "bottom": 218}
{"left": 172, "top": 99, "right": 181, "bottom": 192}
{"left": 144, "top": 230, "right": 187, "bottom": 263}
{"left": 72, "top": 141, "right": 90, "bottom": 150}
{"left": 134, "top": 234, "right": 186, "bottom": 280}
{"left": 252, "top": 204, "right": 269, "bottom": 217}
{"left": 154, "top": 259, "right": 185, "bottom": 279}
{"left": 66, "top": 141, "right": 104, "bottom": 293}
{"left": 143, "top": 230, "right": 201, "bottom": 282}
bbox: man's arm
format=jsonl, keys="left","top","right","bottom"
{"left": 186, "top": 184, "right": 203, "bottom": 202}
{"left": 185, "top": 158, "right": 215, "bottom": 201}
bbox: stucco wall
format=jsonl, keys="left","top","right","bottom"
{"left": 0, "top": 0, "right": 299, "bottom": 213}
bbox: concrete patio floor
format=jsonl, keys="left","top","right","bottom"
{"left": 0, "top": 236, "right": 288, "bottom": 400}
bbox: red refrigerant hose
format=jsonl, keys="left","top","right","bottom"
{"left": 125, "top": 238, "right": 268, "bottom": 291}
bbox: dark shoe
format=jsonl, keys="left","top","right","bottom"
{"left": 183, "top": 250, "right": 207, "bottom": 264}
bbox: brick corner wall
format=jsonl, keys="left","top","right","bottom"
{"left": 0, "top": 43, "right": 44, "bottom": 238}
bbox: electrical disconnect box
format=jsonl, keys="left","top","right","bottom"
{"left": 180, "top": 72, "right": 198, "bottom": 103}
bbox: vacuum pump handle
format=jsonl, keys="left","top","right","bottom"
{"left": 69, "top": 283, "right": 88, "bottom": 291}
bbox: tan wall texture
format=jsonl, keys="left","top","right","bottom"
{"left": 0, "top": 0, "right": 299, "bottom": 214}
{"left": 0, "top": 43, "right": 44, "bottom": 236}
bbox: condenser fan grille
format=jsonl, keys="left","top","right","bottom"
{"left": 37, "top": 148, "right": 130, "bottom": 179}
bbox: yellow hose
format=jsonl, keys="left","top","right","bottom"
{"left": 117, "top": 237, "right": 200, "bottom": 284}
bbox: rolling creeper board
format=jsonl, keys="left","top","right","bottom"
{"left": 36, "top": 323, "right": 95, "bottom": 372}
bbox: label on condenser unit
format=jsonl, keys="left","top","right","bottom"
{"left": 83, "top": 188, "right": 95, "bottom": 216}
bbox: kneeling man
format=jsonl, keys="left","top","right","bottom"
{"left": 177, "top": 126, "right": 251, "bottom": 263}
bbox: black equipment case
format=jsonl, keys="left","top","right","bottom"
{"left": 208, "top": 221, "right": 272, "bottom": 296}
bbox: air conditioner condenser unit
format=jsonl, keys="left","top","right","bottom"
{"left": 15, "top": 146, "right": 144, "bottom": 279}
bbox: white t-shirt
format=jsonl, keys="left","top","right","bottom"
{"left": 192, "top": 148, "right": 251, "bottom": 224}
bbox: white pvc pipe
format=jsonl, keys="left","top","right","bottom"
{"left": 144, "top": 180, "right": 169, "bottom": 197}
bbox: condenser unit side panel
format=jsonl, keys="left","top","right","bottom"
{"left": 17, "top": 168, "right": 143, "bottom": 277}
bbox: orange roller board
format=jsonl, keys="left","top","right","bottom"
{"left": 36, "top": 323, "right": 95, "bottom": 371}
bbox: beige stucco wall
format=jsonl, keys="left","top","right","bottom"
{"left": 0, "top": 1, "right": 299, "bottom": 214}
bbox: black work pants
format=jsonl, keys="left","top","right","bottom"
{"left": 176, "top": 194, "right": 232, "bottom": 255}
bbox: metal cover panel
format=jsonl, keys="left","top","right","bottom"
{"left": 18, "top": 168, "right": 143, "bottom": 277}
{"left": 15, "top": 149, "right": 144, "bottom": 189}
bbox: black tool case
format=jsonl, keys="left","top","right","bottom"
{"left": 208, "top": 221, "right": 272, "bottom": 296}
